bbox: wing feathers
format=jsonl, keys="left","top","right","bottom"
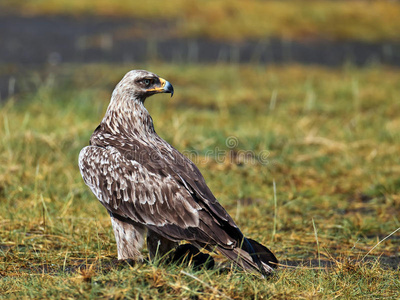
{"left": 80, "top": 146, "right": 202, "bottom": 229}
{"left": 79, "top": 144, "right": 244, "bottom": 248}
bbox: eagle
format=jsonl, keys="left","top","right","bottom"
{"left": 79, "top": 70, "right": 278, "bottom": 276}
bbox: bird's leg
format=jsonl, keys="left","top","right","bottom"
{"left": 146, "top": 229, "right": 178, "bottom": 260}
{"left": 110, "top": 214, "right": 146, "bottom": 261}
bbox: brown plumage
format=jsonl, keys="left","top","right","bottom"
{"left": 79, "top": 70, "right": 278, "bottom": 275}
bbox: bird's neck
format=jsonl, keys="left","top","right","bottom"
{"left": 102, "top": 94, "right": 155, "bottom": 138}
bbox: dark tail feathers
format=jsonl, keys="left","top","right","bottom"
{"left": 247, "top": 238, "right": 278, "bottom": 273}
{"left": 217, "top": 237, "right": 278, "bottom": 276}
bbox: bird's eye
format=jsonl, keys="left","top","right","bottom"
{"left": 144, "top": 79, "right": 151, "bottom": 86}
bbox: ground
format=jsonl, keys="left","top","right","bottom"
{"left": 0, "top": 63, "right": 399, "bottom": 299}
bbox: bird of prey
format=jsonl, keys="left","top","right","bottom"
{"left": 79, "top": 70, "right": 278, "bottom": 275}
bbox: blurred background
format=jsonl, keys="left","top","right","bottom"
{"left": 1, "top": 0, "right": 400, "bottom": 99}
{"left": 1, "top": 1, "right": 400, "bottom": 296}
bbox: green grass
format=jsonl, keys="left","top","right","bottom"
{"left": 2, "top": 0, "right": 400, "bottom": 42}
{"left": 1, "top": 63, "right": 400, "bottom": 298}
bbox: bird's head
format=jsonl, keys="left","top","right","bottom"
{"left": 116, "top": 70, "right": 174, "bottom": 102}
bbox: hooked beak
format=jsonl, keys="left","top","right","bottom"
{"left": 161, "top": 78, "right": 174, "bottom": 97}
{"left": 147, "top": 77, "right": 174, "bottom": 97}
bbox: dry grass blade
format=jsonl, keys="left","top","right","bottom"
{"left": 362, "top": 227, "right": 400, "bottom": 261}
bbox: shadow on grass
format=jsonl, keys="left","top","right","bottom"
{"left": 2, "top": 253, "right": 398, "bottom": 279}
{"left": 282, "top": 255, "right": 400, "bottom": 270}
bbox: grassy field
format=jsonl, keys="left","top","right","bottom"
{"left": 1, "top": 63, "right": 400, "bottom": 298}
{"left": 2, "top": 0, "right": 400, "bottom": 42}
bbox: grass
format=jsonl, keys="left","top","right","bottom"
{"left": 0, "top": 62, "right": 400, "bottom": 298}
{"left": 2, "top": 0, "right": 400, "bottom": 42}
